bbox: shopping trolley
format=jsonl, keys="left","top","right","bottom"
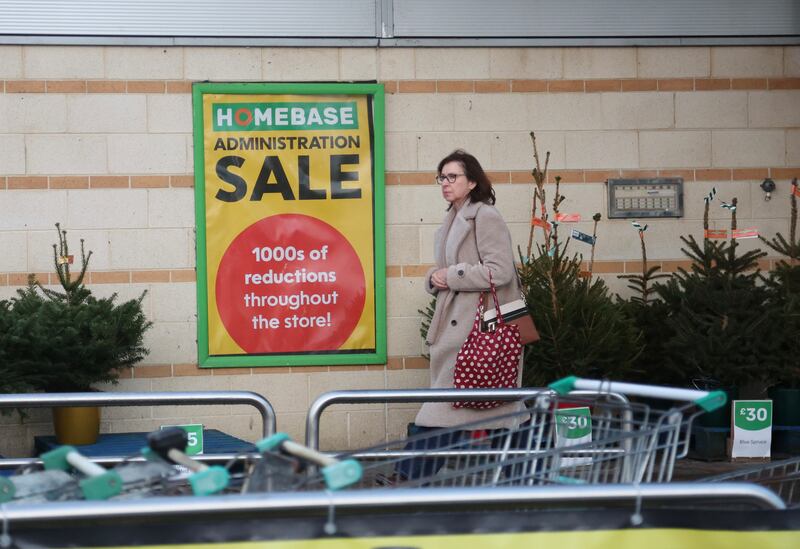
{"left": 0, "top": 429, "right": 359, "bottom": 508}
{"left": 334, "top": 376, "right": 726, "bottom": 489}
{"left": 242, "top": 432, "right": 362, "bottom": 493}
{"left": 0, "top": 428, "right": 238, "bottom": 504}
{"left": 0, "top": 445, "right": 127, "bottom": 503}
{"left": 141, "top": 429, "right": 361, "bottom": 496}
{"left": 699, "top": 456, "right": 800, "bottom": 508}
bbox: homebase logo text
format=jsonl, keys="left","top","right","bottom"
{"left": 213, "top": 102, "right": 358, "bottom": 131}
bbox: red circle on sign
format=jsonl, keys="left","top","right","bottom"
{"left": 216, "top": 214, "right": 366, "bottom": 354}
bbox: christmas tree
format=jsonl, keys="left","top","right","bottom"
{"left": 518, "top": 132, "right": 641, "bottom": 386}
{"left": 654, "top": 197, "right": 772, "bottom": 388}
{"left": 758, "top": 178, "right": 800, "bottom": 388}
{"left": 0, "top": 224, "right": 152, "bottom": 393}
{"left": 616, "top": 223, "right": 680, "bottom": 385}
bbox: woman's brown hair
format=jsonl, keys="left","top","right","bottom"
{"left": 437, "top": 149, "right": 496, "bottom": 205}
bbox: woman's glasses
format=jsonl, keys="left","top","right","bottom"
{"left": 435, "top": 173, "right": 465, "bottom": 185}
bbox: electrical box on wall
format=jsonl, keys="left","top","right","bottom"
{"left": 607, "top": 178, "right": 684, "bottom": 219}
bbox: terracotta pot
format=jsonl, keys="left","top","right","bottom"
{"left": 53, "top": 406, "right": 101, "bottom": 445}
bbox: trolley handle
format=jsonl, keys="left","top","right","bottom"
{"left": 147, "top": 427, "right": 230, "bottom": 496}
{"left": 147, "top": 427, "right": 207, "bottom": 472}
{"left": 40, "top": 446, "right": 123, "bottom": 500}
{"left": 256, "top": 433, "right": 362, "bottom": 490}
{"left": 257, "top": 433, "right": 338, "bottom": 467}
{"left": 549, "top": 376, "right": 727, "bottom": 412}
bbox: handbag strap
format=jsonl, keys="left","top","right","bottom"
{"left": 472, "top": 292, "right": 485, "bottom": 329}
{"left": 473, "top": 208, "right": 528, "bottom": 308}
{"left": 472, "top": 215, "right": 507, "bottom": 327}
{"left": 487, "top": 271, "right": 506, "bottom": 326}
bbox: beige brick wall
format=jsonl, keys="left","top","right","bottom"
{"left": 0, "top": 46, "right": 23, "bottom": 78}
{"left": 637, "top": 47, "right": 710, "bottom": 78}
{"left": 711, "top": 47, "right": 783, "bottom": 77}
{"left": 24, "top": 46, "right": 105, "bottom": 79}
{"left": 786, "top": 47, "right": 800, "bottom": 76}
{"left": 676, "top": 91, "right": 748, "bottom": 128}
{"left": 639, "top": 131, "right": 711, "bottom": 168}
{"left": 416, "top": 49, "right": 491, "bottom": 80}
{"left": 1, "top": 94, "right": 68, "bottom": 132}
{"left": 489, "top": 49, "right": 562, "bottom": 79}
{"left": 564, "top": 48, "right": 637, "bottom": 79}
{"left": 1, "top": 44, "right": 798, "bottom": 457}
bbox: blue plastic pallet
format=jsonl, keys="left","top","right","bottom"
{"left": 34, "top": 429, "right": 256, "bottom": 457}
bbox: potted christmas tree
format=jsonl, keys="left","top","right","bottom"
{"left": 655, "top": 197, "right": 772, "bottom": 427}
{"left": 0, "top": 224, "right": 151, "bottom": 444}
{"left": 760, "top": 179, "right": 800, "bottom": 442}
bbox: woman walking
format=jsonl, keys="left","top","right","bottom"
{"left": 384, "top": 149, "right": 527, "bottom": 484}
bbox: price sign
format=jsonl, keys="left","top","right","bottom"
{"left": 731, "top": 400, "right": 772, "bottom": 459}
{"left": 160, "top": 424, "right": 204, "bottom": 456}
{"left": 555, "top": 407, "right": 592, "bottom": 467}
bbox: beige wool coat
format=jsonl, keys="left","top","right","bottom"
{"left": 415, "top": 199, "right": 526, "bottom": 430}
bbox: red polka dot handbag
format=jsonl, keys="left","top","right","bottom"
{"left": 452, "top": 275, "right": 522, "bottom": 410}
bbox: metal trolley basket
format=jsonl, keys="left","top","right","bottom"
{"left": 333, "top": 377, "right": 727, "bottom": 490}
{"left": 0, "top": 378, "right": 728, "bottom": 502}
{"left": 699, "top": 456, "right": 800, "bottom": 508}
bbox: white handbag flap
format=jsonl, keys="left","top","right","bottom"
{"left": 481, "top": 299, "right": 528, "bottom": 331}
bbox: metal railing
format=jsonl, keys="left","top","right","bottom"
{"left": 0, "top": 391, "right": 276, "bottom": 467}
{"left": 0, "top": 483, "right": 784, "bottom": 525}
{"left": 305, "top": 388, "right": 630, "bottom": 451}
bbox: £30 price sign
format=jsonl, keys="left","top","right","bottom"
{"left": 732, "top": 400, "right": 772, "bottom": 459}
{"left": 555, "top": 407, "right": 592, "bottom": 467}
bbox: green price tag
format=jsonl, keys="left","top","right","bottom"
{"left": 555, "top": 407, "right": 592, "bottom": 439}
{"left": 160, "top": 424, "right": 204, "bottom": 455}
{"left": 734, "top": 401, "right": 772, "bottom": 431}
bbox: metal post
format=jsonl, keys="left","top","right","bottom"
{"left": 0, "top": 391, "right": 276, "bottom": 466}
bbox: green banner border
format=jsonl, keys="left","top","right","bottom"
{"left": 192, "top": 82, "right": 386, "bottom": 368}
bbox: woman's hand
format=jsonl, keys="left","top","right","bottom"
{"left": 430, "top": 268, "right": 449, "bottom": 290}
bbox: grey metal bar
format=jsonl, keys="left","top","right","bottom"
{"left": 304, "top": 388, "right": 629, "bottom": 450}
{"left": 305, "top": 388, "right": 544, "bottom": 449}
{"left": 0, "top": 483, "right": 784, "bottom": 524}
{"left": 0, "top": 36, "right": 797, "bottom": 47}
{"left": 0, "top": 391, "right": 276, "bottom": 443}
{"left": 378, "top": 36, "right": 800, "bottom": 47}
{"left": 347, "top": 448, "right": 626, "bottom": 459}
{"left": 0, "top": 35, "right": 382, "bottom": 46}
{"left": 0, "top": 453, "right": 245, "bottom": 469}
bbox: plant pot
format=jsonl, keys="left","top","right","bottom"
{"left": 53, "top": 406, "right": 101, "bottom": 445}
{"left": 690, "top": 426, "right": 730, "bottom": 462}
{"left": 768, "top": 387, "right": 800, "bottom": 426}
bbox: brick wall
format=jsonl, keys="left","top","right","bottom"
{"left": 1, "top": 45, "right": 798, "bottom": 456}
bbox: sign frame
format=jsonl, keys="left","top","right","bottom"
{"left": 554, "top": 406, "right": 593, "bottom": 467}
{"left": 607, "top": 178, "right": 684, "bottom": 219}
{"left": 192, "top": 82, "right": 386, "bottom": 368}
{"left": 731, "top": 399, "right": 772, "bottom": 460}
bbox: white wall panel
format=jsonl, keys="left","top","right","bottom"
{"left": 0, "top": 0, "right": 376, "bottom": 37}
{"left": 0, "top": 1, "right": 796, "bottom": 43}
{"left": 394, "top": 0, "right": 800, "bottom": 38}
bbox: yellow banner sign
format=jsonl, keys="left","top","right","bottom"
{"left": 95, "top": 529, "right": 800, "bottom": 549}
